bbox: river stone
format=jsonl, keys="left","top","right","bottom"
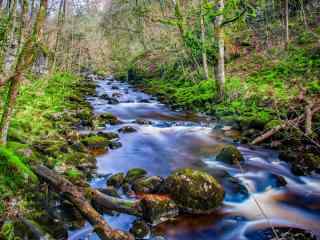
{"left": 162, "top": 168, "right": 225, "bottom": 214}
{"left": 107, "top": 173, "right": 125, "bottom": 188}
{"left": 132, "top": 176, "right": 163, "bottom": 194}
{"left": 80, "top": 135, "right": 109, "bottom": 150}
{"left": 141, "top": 194, "right": 179, "bottom": 225}
{"left": 108, "top": 141, "right": 122, "bottom": 150}
{"left": 216, "top": 145, "right": 244, "bottom": 165}
{"left": 96, "top": 113, "right": 120, "bottom": 125}
{"left": 129, "top": 220, "right": 150, "bottom": 239}
{"left": 118, "top": 126, "right": 137, "bottom": 133}
{"left": 125, "top": 168, "right": 147, "bottom": 183}
{"left": 135, "top": 118, "right": 152, "bottom": 125}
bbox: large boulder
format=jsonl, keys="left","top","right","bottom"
{"left": 162, "top": 168, "right": 224, "bottom": 214}
{"left": 216, "top": 145, "right": 244, "bottom": 165}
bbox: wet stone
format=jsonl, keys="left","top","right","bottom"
{"left": 141, "top": 194, "right": 179, "bottom": 225}
{"left": 107, "top": 172, "right": 125, "bottom": 188}
{"left": 129, "top": 220, "right": 150, "bottom": 239}
{"left": 162, "top": 168, "right": 225, "bottom": 214}
{"left": 216, "top": 145, "right": 244, "bottom": 165}
{"left": 118, "top": 126, "right": 137, "bottom": 133}
{"left": 108, "top": 141, "right": 122, "bottom": 149}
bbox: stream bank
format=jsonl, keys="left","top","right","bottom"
{"left": 2, "top": 72, "right": 320, "bottom": 240}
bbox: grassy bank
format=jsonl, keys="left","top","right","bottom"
{"left": 0, "top": 71, "right": 98, "bottom": 237}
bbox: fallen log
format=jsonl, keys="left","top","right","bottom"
{"left": 33, "top": 165, "right": 134, "bottom": 240}
{"left": 251, "top": 104, "right": 320, "bottom": 145}
{"left": 18, "top": 216, "right": 55, "bottom": 240}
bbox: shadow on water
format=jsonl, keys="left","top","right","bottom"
{"left": 69, "top": 76, "right": 320, "bottom": 240}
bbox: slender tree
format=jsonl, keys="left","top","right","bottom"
{"left": 200, "top": 0, "right": 209, "bottom": 79}
{"left": 214, "top": 0, "right": 225, "bottom": 100}
{"left": 284, "top": 0, "right": 289, "bottom": 49}
{"left": 0, "top": 0, "right": 48, "bottom": 145}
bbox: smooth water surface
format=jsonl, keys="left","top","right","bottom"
{"left": 70, "top": 76, "right": 320, "bottom": 240}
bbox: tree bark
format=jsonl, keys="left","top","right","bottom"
{"left": 284, "top": 0, "right": 289, "bottom": 49}
{"left": 214, "top": 0, "right": 225, "bottom": 100}
{"left": 33, "top": 165, "right": 134, "bottom": 240}
{"left": 200, "top": 0, "right": 209, "bottom": 80}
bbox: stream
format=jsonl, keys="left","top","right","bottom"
{"left": 69, "top": 76, "right": 320, "bottom": 240}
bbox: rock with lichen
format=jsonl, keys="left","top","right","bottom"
{"left": 216, "top": 145, "right": 244, "bottom": 165}
{"left": 162, "top": 168, "right": 224, "bottom": 214}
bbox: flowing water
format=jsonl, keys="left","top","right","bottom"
{"left": 69, "top": 76, "right": 320, "bottom": 240}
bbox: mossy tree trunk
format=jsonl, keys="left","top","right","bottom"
{"left": 0, "top": 0, "right": 48, "bottom": 145}
{"left": 214, "top": 0, "right": 225, "bottom": 100}
{"left": 200, "top": 0, "right": 209, "bottom": 79}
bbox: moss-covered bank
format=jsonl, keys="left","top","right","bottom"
{"left": 0, "top": 71, "right": 109, "bottom": 238}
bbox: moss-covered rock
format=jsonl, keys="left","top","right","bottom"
{"left": 95, "top": 113, "right": 121, "bottom": 125}
{"left": 107, "top": 173, "right": 125, "bottom": 188}
{"left": 216, "top": 145, "right": 244, "bottom": 165}
{"left": 125, "top": 168, "right": 147, "bottom": 183}
{"left": 141, "top": 194, "right": 179, "bottom": 225}
{"left": 129, "top": 220, "right": 150, "bottom": 239}
{"left": 80, "top": 135, "right": 109, "bottom": 150}
{"left": 162, "top": 168, "right": 224, "bottom": 214}
{"left": 132, "top": 176, "right": 163, "bottom": 194}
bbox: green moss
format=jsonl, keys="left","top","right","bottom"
{"left": 163, "top": 168, "right": 224, "bottom": 213}
{"left": 80, "top": 135, "right": 109, "bottom": 149}
{"left": 216, "top": 145, "right": 244, "bottom": 165}
{"left": 125, "top": 168, "right": 147, "bottom": 183}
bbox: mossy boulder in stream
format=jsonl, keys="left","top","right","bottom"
{"left": 107, "top": 173, "right": 125, "bottom": 188}
{"left": 125, "top": 168, "right": 147, "bottom": 183}
{"left": 162, "top": 168, "right": 225, "bottom": 214}
{"left": 80, "top": 135, "right": 109, "bottom": 150}
{"left": 216, "top": 145, "right": 244, "bottom": 165}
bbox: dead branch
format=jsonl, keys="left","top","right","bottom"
{"left": 251, "top": 104, "right": 320, "bottom": 145}
{"left": 33, "top": 165, "right": 134, "bottom": 240}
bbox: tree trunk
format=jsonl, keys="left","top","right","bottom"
{"left": 214, "top": 0, "right": 225, "bottom": 100}
{"left": 305, "top": 100, "right": 313, "bottom": 135}
{"left": 52, "top": 0, "right": 66, "bottom": 71}
{"left": 0, "top": 74, "right": 20, "bottom": 145}
{"left": 0, "top": 0, "right": 48, "bottom": 145}
{"left": 284, "top": 0, "right": 289, "bottom": 49}
{"left": 200, "top": 0, "right": 209, "bottom": 80}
